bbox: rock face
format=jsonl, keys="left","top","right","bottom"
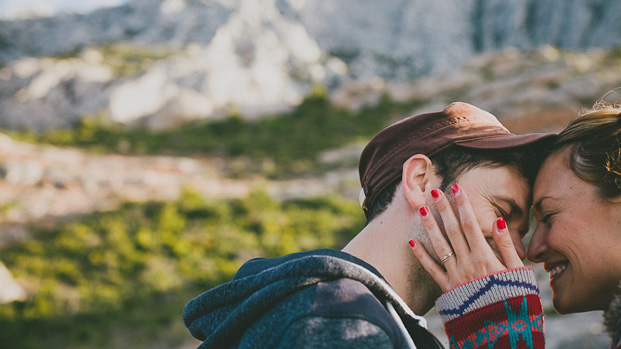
{"left": 3, "top": 0, "right": 621, "bottom": 74}
{"left": 0, "top": 0, "right": 620, "bottom": 130}
{"left": 0, "top": 0, "right": 336, "bottom": 130}
{"left": 0, "top": 262, "right": 27, "bottom": 304}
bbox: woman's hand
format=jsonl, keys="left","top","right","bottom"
{"left": 408, "top": 184, "right": 524, "bottom": 293}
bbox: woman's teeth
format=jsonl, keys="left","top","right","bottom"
{"left": 550, "top": 264, "right": 567, "bottom": 278}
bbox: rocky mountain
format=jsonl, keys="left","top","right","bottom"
{"left": 0, "top": 0, "right": 620, "bottom": 130}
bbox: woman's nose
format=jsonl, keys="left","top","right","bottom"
{"left": 527, "top": 227, "right": 548, "bottom": 263}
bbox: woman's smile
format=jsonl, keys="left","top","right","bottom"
{"left": 528, "top": 148, "right": 621, "bottom": 313}
{"left": 548, "top": 262, "right": 567, "bottom": 281}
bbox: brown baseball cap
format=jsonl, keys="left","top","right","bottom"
{"left": 358, "top": 102, "right": 555, "bottom": 217}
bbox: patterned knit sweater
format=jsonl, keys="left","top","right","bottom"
{"left": 436, "top": 266, "right": 544, "bottom": 348}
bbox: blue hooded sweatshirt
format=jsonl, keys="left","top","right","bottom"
{"left": 183, "top": 249, "right": 443, "bottom": 348}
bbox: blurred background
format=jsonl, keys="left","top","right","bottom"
{"left": 0, "top": 0, "right": 620, "bottom": 347}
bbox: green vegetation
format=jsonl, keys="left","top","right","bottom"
{"left": 0, "top": 188, "right": 364, "bottom": 348}
{"left": 52, "top": 43, "right": 175, "bottom": 76}
{"left": 97, "top": 43, "right": 175, "bottom": 77}
{"left": 7, "top": 89, "right": 423, "bottom": 178}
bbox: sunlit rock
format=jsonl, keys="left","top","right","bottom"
{"left": 0, "top": 262, "right": 27, "bottom": 304}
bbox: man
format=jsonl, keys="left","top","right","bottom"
{"left": 183, "top": 102, "right": 550, "bottom": 348}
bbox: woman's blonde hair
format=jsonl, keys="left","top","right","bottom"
{"left": 554, "top": 102, "right": 621, "bottom": 198}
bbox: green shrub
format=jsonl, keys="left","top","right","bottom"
{"left": 0, "top": 188, "right": 365, "bottom": 348}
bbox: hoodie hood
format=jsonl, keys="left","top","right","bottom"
{"left": 183, "top": 249, "right": 431, "bottom": 348}
{"left": 604, "top": 282, "right": 621, "bottom": 347}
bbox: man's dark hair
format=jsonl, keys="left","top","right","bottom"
{"left": 365, "top": 146, "right": 544, "bottom": 223}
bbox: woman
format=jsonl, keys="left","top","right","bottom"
{"left": 526, "top": 103, "right": 621, "bottom": 348}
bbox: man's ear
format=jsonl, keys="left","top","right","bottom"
{"left": 402, "top": 154, "right": 433, "bottom": 209}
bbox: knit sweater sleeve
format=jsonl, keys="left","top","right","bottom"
{"left": 435, "top": 266, "right": 544, "bottom": 348}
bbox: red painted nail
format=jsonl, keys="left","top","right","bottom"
{"left": 408, "top": 239, "right": 416, "bottom": 248}
{"left": 451, "top": 184, "right": 459, "bottom": 194}
{"left": 419, "top": 206, "right": 429, "bottom": 217}
{"left": 431, "top": 189, "right": 440, "bottom": 199}
{"left": 496, "top": 217, "right": 507, "bottom": 230}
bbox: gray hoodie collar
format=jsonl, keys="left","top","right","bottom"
{"left": 604, "top": 282, "right": 621, "bottom": 346}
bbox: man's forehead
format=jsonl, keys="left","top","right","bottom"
{"left": 461, "top": 165, "right": 530, "bottom": 193}
{"left": 461, "top": 166, "right": 531, "bottom": 210}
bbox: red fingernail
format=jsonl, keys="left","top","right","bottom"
{"left": 418, "top": 206, "right": 429, "bottom": 217}
{"left": 431, "top": 189, "right": 441, "bottom": 199}
{"left": 496, "top": 217, "right": 507, "bottom": 230}
{"left": 408, "top": 239, "right": 417, "bottom": 248}
{"left": 451, "top": 184, "right": 459, "bottom": 195}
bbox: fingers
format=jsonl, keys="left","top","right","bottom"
{"left": 408, "top": 239, "right": 449, "bottom": 290}
{"left": 418, "top": 206, "right": 456, "bottom": 268}
{"left": 450, "top": 184, "right": 489, "bottom": 251}
{"left": 492, "top": 217, "right": 524, "bottom": 269}
{"left": 429, "top": 189, "right": 469, "bottom": 258}
{"left": 409, "top": 185, "right": 526, "bottom": 291}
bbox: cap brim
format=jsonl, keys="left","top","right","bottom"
{"left": 455, "top": 133, "right": 556, "bottom": 150}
